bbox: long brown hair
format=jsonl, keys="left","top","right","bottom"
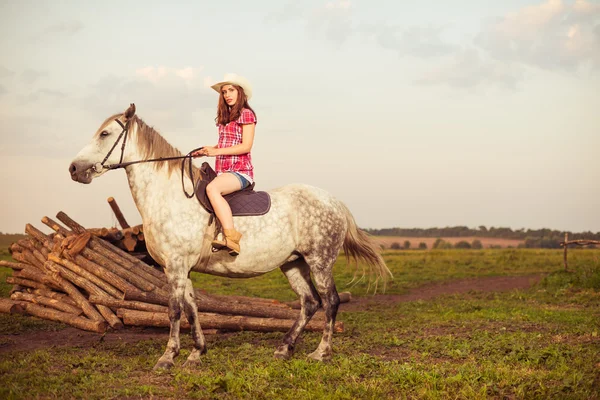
{"left": 215, "top": 85, "right": 257, "bottom": 126}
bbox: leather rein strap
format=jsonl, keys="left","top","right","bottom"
{"left": 95, "top": 118, "right": 203, "bottom": 198}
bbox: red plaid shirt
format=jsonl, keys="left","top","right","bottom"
{"left": 215, "top": 108, "right": 257, "bottom": 181}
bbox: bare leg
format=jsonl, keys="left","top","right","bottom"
{"left": 274, "top": 259, "right": 321, "bottom": 359}
{"left": 154, "top": 275, "right": 187, "bottom": 370}
{"left": 206, "top": 173, "right": 242, "bottom": 230}
{"left": 182, "top": 279, "right": 207, "bottom": 367}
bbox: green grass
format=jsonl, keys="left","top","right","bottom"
{"left": 0, "top": 248, "right": 598, "bottom": 399}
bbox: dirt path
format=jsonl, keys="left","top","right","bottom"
{"left": 340, "top": 274, "right": 543, "bottom": 311}
{"left": 0, "top": 274, "right": 542, "bottom": 354}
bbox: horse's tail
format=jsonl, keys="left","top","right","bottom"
{"left": 341, "top": 203, "right": 393, "bottom": 292}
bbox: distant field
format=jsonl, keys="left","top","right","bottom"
{"left": 372, "top": 236, "right": 523, "bottom": 249}
{"left": 0, "top": 234, "right": 26, "bottom": 248}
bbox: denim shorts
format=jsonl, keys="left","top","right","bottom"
{"left": 230, "top": 172, "right": 251, "bottom": 189}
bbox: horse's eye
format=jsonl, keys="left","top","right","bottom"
{"left": 100, "top": 131, "right": 109, "bottom": 137}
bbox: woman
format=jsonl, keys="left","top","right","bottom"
{"left": 194, "top": 73, "right": 257, "bottom": 256}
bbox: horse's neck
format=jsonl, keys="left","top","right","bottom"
{"left": 123, "top": 128, "right": 203, "bottom": 225}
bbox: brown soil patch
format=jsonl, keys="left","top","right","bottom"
{"left": 0, "top": 326, "right": 171, "bottom": 355}
{"left": 373, "top": 236, "right": 523, "bottom": 249}
{"left": 340, "top": 274, "right": 542, "bottom": 311}
{"left": 0, "top": 275, "right": 541, "bottom": 354}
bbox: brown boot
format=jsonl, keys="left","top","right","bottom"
{"left": 211, "top": 228, "right": 242, "bottom": 256}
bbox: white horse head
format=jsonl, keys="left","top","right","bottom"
{"left": 70, "top": 104, "right": 138, "bottom": 184}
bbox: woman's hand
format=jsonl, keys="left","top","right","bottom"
{"left": 192, "top": 146, "right": 219, "bottom": 157}
{"left": 202, "top": 146, "right": 220, "bottom": 157}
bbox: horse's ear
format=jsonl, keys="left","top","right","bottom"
{"left": 124, "top": 103, "right": 136, "bottom": 120}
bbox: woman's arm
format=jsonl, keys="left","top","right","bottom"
{"left": 206, "top": 124, "right": 255, "bottom": 156}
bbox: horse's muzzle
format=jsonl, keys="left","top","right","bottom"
{"left": 69, "top": 161, "right": 93, "bottom": 184}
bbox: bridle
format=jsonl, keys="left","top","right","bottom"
{"left": 93, "top": 117, "right": 203, "bottom": 198}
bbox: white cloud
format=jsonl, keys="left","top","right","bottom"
{"left": 368, "top": 24, "right": 459, "bottom": 58}
{"left": 476, "top": 0, "right": 600, "bottom": 71}
{"left": 417, "top": 48, "right": 525, "bottom": 89}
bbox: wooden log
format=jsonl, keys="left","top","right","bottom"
{"left": 28, "top": 288, "right": 78, "bottom": 307}
{"left": 78, "top": 247, "right": 156, "bottom": 293}
{"left": 47, "top": 254, "right": 123, "bottom": 299}
{"left": 18, "top": 239, "right": 47, "bottom": 267}
{"left": 15, "top": 267, "right": 62, "bottom": 291}
{"left": 11, "top": 249, "right": 44, "bottom": 269}
{"left": 88, "top": 227, "right": 124, "bottom": 241}
{"left": 85, "top": 241, "right": 167, "bottom": 289}
{"left": 120, "top": 230, "right": 138, "bottom": 252}
{"left": 194, "top": 289, "right": 290, "bottom": 308}
{"left": 98, "top": 306, "right": 124, "bottom": 330}
{"left": 41, "top": 216, "right": 71, "bottom": 237}
{"left": 26, "top": 225, "right": 129, "bottom": 299}
{"left": 10, "top": 284, "right": 25, "bottom": 295}
{"left": 123, "top": 289, "right": 169, "bottom": 306}
{"left": 0, "top": 298, "right": 26, "bottom": 314}
{"left": 6, "top": 276, "right": 51, "bottom": 291}
{"left": 193, "top": 292, "right": 308, "bottom": 320}
{"left": 9, "top": 243, "right": 25, "bottom": 254}
{"left": 89, "top": 295, "right": 168, "bottom": 313}
{"left": 10, "top": 242, "right": 26, "bottom": 254}
{"left": 22, "top": 303, "right": 107, "bottom": 333}
{"left": 44, "top": 260, "right": 105, "bottom": 322}
{"left": 52, "top": 212, "right": 167, "bottom": 285}
{"left": 11, "top": 292, "right": 83, "bottom": 315}
{"left": 0, "top": 260, "right": 31, "bottom": 270}
{"left": 44, "top": 260, "right": 123, "bottom": 329}
{"left": 287, "top": 292, "right": 353, "bottom": 310}
{"left": 89, "top": 237, "right": 166, "bottom": 283}
{"left": 107, "top": 197, "right": 130, "bottom": 229}
{"left": 45, "top": 259, "right": 111, "bottom": 298}
{"left": 117, "top": 309, "right": 343, "bottom": 333}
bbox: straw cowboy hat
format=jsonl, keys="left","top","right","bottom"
{"left": 211, "top": 73, "right": 253, "bottom": 100}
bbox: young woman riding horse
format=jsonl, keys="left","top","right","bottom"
{"left": 69, "top": 99, "right": 391, "bottom": 370}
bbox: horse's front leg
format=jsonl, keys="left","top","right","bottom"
{"left": 154, "top": 274, "right": 187, "bottom": 370}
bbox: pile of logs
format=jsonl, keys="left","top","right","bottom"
{"left": 0, "top": 207, "right": 347, "bottom": 334}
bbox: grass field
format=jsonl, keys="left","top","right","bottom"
{"left": 0, "top": 248, "right": 598, "bottom": 399}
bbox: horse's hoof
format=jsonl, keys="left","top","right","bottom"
{"left": 307, "top": 350, "right": 331, "bottom": 362}
{"left": 153, "top": 360, "right": 174, "bottom": 371}
{"left": 183, "top": 349, "right": 203, "bottom": 368}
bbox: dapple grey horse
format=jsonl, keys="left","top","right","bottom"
{"left": 69, "top": 104, "right": 392, "bottom": 370}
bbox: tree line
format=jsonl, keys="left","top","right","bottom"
{"left": 365, "top": 226, "right": 600, "bottom": 249}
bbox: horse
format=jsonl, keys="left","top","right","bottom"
{"left": 69, "top": 103, "right": 392, "bottom": 370}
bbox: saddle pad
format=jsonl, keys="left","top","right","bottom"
{"left": 194, "top": 162, "right": 271, "bottom": 216}
{"left": 225, "top": 190, "right": 271, "bottom": 216}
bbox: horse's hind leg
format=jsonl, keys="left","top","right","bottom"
{"left": 275, "top": 258, "right": 321, "bottom": 360}
{"left": 182, "top": 279, "right": 207, "bottom": 367}
{"left": 154, "top": 275, "right": 187, "bottom": 370}
{"left": 305, "top": 258, "right": 340, "bottom": 362}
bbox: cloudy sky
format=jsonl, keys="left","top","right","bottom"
{"left": 0, "top": 0, "right": 598, "bottom": 234}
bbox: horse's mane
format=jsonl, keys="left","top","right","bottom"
{"left": 99, "top": 113, "right": 200, "bottom": 179}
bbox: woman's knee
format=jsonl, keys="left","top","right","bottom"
{"left": 206, "top": 182, "right": 222, "bottom": 198}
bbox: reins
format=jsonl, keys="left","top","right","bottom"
{"left": 94, "top": 117, "right": 203, "bottom": 198}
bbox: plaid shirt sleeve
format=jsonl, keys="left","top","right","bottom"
{"left": 237, "top": 108, "right": 257, "bottom": 125}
